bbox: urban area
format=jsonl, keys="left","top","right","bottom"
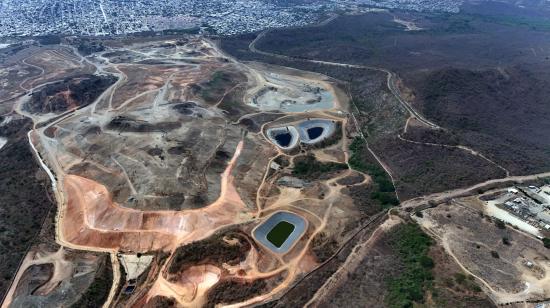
{"left": 0, "top": 0, "right": 462, "bottom": 37}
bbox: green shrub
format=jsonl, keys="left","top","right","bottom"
{"left": 348, "top": 137, "right": 369, "bottom": 172}
{"left": 71, "top": 257, "right": 112, "bottom": 308}
{"left": 420, "top": 255, "right": 435, "bottom": 269}
{"left": 370, "top": 191, "right": 399, "bottom": 206}
{"left": 292, "top": 154, "right": 347, "bottom": 180}
{"left": 494, "top": 219, "right": 506, "bottom": 229}
{"left": 348, "top": 137, "right": 398, "bottom": 207}
{"left": 453, "top": 272, "right": 466, "bottom": 284}
{"left": 385, "top": 223, "right": 433, "bottom": 308}
{"left": 470, "top": 284, "right": 482, "bottom": 293}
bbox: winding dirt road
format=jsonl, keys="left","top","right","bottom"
{"left": 5, "top": 34, "right": 550, "bottom": 308}
{"left": 248, "top": 29, "right": 440, "bottom": 130}
{"left": 401, "top": 171, "right": 550, "bottom": 211}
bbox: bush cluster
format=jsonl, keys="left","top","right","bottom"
{"left": 385, "top": 223, "right": 434, "bottom": 308}
{"left": 349, "top": 137, "right": 398, "bottom": 206}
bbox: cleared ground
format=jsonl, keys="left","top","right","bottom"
{"left": 2, "top": 36, "right": 383, "bottom": 308}
{"left": 3, "top": 8, "right": 550, "bottom": 305}
{"left": 415, "top": 197, "right": 550, "bottom": 304}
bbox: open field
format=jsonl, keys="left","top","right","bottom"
{"left": 0, "top": 35, "right": 393, "bottom": 308}
{"left": 415, "top": 198, "right": 550, "bottom": 304}
{"left": 19, "top": 47, "right": 95, "bottom": 92}
{"left": 3, "top": 2, "right": 550, "bottom": 305}
{"left": 221, "top": 0, "right": 550, "bottom": 199}
{"left": 0, "top": 164, "right": 112, "bottom": 308}
{"left": 310, "top": 216, "right": 494, "bottom": 308}
{"left": 216, "top": 4, "right": 550, "bottom": 305}
{"left": 0, "top": 45, "right": 96, "bottom": 114}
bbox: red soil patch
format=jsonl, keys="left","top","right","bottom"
{"left": 61, "top": 141, "right": 250, "bottom": 252}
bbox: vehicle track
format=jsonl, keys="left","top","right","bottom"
{"left": 396, "top": 133, "right": 510, "bottom": 176}
{"left": 7, "top": 35, "right": 550, "bottom": 308}
{"left": 401, "top": 171, "right": 550, "bottom": 211}
{"left": 304, "top": 214, "right": 403, "bottom": 307}
{"left": 248, "top": 29, "right": 440, "bottom": 130}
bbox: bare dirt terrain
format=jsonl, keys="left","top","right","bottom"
{"left": 308, "top": 214, "right": 495, "bottom": 308}
{"left": 220, "top": 1, "right": 550, "bottom": 199}
{"left": 216, "top": 5, "right": 550, "bottom": 305}
{"left": 1, "top": 36, "right": 388, "bottom": 308}
{"left": 3, "top": 2, "right": 550, "bottom": 306}
{"left": 415, "top": 198, "right": 550, "bottom": 304}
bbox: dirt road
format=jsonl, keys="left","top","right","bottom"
{"left": 401, "top": 172, "right": 550, "bottom": 211}
{"left": 248, "top": 30, "right": 440, "bottom": 130}
{"left": 7, "top": 34, "right": 550, "bottom": 308}
{"left": 304, "top": 214, "right": 403, "bottom": 307}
